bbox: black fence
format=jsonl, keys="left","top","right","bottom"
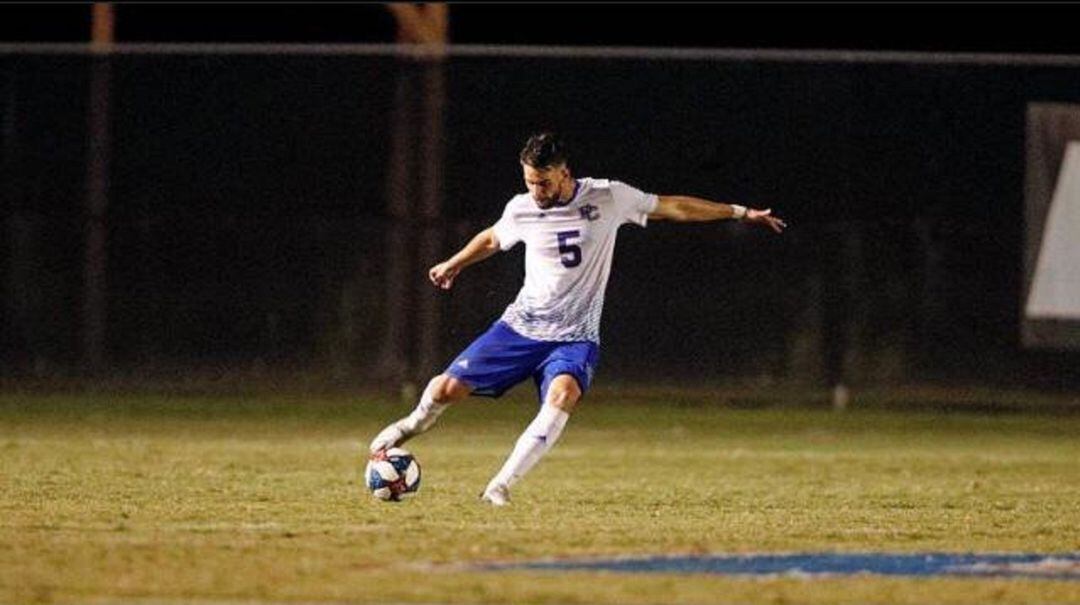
{"left": 3, "top": 48, "right": 1079, "bottom": 389}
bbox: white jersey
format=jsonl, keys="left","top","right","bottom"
{"left": 492, "top": 177, "right": 659, "bottom": 343}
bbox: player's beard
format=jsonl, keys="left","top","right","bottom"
{"left": 534, "top": 182, "right": 567, "bottom": 209}
{"left": 533, "top": 191, "right": 559, "bottom": 209}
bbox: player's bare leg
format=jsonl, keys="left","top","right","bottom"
{"left": 369, "top": 374, "right": 470, "bottom": 453}
{"left": 482, "top": 374, "right": 581, "bottom": 506}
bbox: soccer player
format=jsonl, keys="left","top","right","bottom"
{"left": 369, "top": 132, "right": 786, "bottom": 506}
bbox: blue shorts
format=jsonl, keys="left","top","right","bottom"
{"left": 444, "top": 321, "right": 600, "bottom": 404}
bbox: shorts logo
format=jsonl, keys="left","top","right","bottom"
{"left": 456, "top": 359, "right": 470, "bottom": 369}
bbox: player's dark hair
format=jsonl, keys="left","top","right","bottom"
{"left": 519, "top": 132, "right": 570, "bottom": 169}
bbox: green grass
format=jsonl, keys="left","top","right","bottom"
{"left": 1, "top": 385, "right": 1078, "bottom": 604}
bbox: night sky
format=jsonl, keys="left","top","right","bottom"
{"left": 1, "top": 4, "right": 1079, "bottom": 54}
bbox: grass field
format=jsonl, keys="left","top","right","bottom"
{"left": 1, "top": 383, "right": 1078, "bottom": 604}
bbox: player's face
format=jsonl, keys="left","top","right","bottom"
{"left": 522, "top": 162, "right": 571, "bottom": 208}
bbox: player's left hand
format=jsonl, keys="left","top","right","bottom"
{"left": 746, "top": 208, "right": 787, "bottom": 233}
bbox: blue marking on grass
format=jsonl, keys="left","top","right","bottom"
{"left": 484, "top": 552, "right": 1080, "bottom": 580}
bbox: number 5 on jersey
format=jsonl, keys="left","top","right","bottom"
{"left": 556, "top": 230, "right": 582, "bottom": 268}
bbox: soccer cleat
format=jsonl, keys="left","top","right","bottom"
{"left": 480, "top": 482, "right": 511, "bottom": 507}
{"left": 369, "top": 423, "right": 407, "bottom": 454}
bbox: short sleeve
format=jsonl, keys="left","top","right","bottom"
{"left": 491, "top": 202, "right": 522, "bottom": 250}
{"left": 610, "top": 180, "right": 660, "bottom": 227}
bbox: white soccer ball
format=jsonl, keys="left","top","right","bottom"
{"left": 365, "top": 447, "right": 421, "bottom": 501}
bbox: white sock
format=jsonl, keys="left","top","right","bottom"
{"left": 400, "top": 384, "right": 450, "bottom": 434}
{"left": 370, "top": 383, "right": 449, "bottom": 452}
{"left": 491, "top": 403, "right": 570, "bottom": 489}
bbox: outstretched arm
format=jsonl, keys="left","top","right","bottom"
{"left": 649, "top": 195, "right": 787, "bottom": 233}
{"left": 428, "top": 226, "right": 501, "bottom": 290}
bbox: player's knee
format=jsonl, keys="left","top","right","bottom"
{"left": 546, "top": 376, "right": 582, "bottom": 412}
{"left": 429, "top": 374, "right": 470, "bottom": 404}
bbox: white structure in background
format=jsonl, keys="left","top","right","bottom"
{"left": 1026, "top": 141, "right": 1080, "bottom": 319}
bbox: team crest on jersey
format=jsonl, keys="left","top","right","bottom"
{"left": 579, "top": 204, "right": 600, "bottom": 221}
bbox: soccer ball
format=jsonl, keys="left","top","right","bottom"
{"left": 365, "top": 447, "right": 421, "bottom": 501}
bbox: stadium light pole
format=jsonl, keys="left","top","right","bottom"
{"left": 414, "top": 4, "right": 448, "bottom": 380}
{"left": 378, "top": 3, "right": 448, "bottom": 384}
{"left": 82, "top": 2, "right": 114, "bottom": 373}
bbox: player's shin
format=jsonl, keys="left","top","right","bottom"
{"left": 369, "top": 384, "right": 450, "bottom": 453}
{"left": 489, "top": 402, "right": 570, "bottom": 490}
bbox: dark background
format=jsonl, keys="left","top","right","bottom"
{"left": 2, "top": 4, "right": 1079, "bottom": 390}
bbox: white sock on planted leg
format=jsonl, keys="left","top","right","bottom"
{"left": 369, "top": 383, "right": 450, "bottom": 453}
{"left": 489, "top": 403, "right": 570, "bottom": 490}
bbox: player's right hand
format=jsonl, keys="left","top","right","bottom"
{"left": 429, "top": 262, "right": 460, "bottom": 290}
